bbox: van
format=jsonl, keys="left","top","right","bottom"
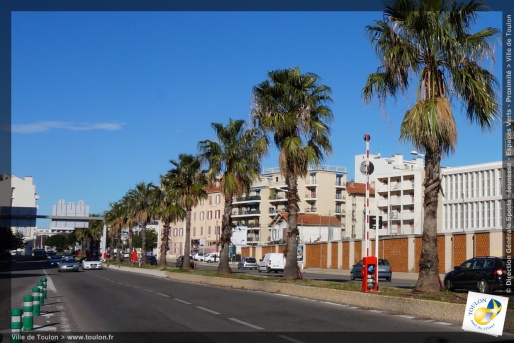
{"left": 258, "top": 253, "right": 285, "bottom": 273}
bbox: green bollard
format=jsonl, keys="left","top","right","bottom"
{"left": 37, "top": 282, "right": 44, "bottom": 306}
{"left": 10, "top": 308, "right": 22, "bottom": 343}
{"left": 32, "top": 287, "right": 40, "bottom": 316}
{"left": 23, "top": 295, "right": 33, "bottom": 331}
{"left": 40, "top": 277, "right": 47, "bottom": 299}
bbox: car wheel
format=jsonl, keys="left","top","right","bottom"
{"left": 477, "top": 279, "right": 489, "bottom": 293}
{"left": 444, "top": 278, "right": 454, "bottom": 291}
{"left": 386, "top": 277, "right": 392, "bottom": 282}
{"left": 266, "top": 267, "right": 271, "bottom": 273}
{"left": 258, "top": 268, "right": 261, "bottom": 273}
{"left": 350, "top": 273, "right": 355, "bottom": 280}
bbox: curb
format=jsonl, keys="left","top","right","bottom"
{"left": 105, "top": 264, "right": 514, "bottom": 332}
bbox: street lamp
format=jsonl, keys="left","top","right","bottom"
{"left": 410, "top": 150, "right": 425, "bottom": 157}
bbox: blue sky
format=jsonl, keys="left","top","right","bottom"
{"left": 11, "top": 10, "right": 504, "bottom": 227}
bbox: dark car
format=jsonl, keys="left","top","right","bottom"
{"left": 444, "top": 257, "right": 510, "bottom": 294}
{"left": 175, "top": 255, "right": 195, "bottom": 268}
{"left": 49, "top": 254, "right": 63, "bottom": 266}
{"left": 350, "top": 259, "right": 392, "bottom": 281}
{"left": 146, "top": 255, "right": 157, "bottom": 265}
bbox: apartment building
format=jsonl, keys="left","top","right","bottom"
{"left": 0, "top": 174, "right": 39, "bottom": 254}
{"left": 355, "top": 153, "right": 425, "bottom": 236}
{"left": 441, "top": 161, "right": 503, "bottom": 232}
{"left": 162, "top": 165, "right": 348, "bottom": 257}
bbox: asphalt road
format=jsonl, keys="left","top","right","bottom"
{"left": 5, "top": 259, "right": 514, "bottom": 343}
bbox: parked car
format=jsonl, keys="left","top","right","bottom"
{"left": 205, "top": 252, "right": 220, "bottom": 263}
{"left": 444, "top": 257, "right": 510, "bottom": 293}
{"left": 238, "top": 257, "right": 258, "bottom": 269}
{"left": 82, "top": 257, "right": 103, "bottom": 270}
{"left": 258, "top": 253, "right": 285, "bottom": 273}
{"left": 48, "top": 254, "right": 63, "bottom": 266}
{"left": 176, "top": 255, "right": 195, "bottom": 268}
{"left": 350, "top": 259, "right": 392, "bottom": 281}
{"left": 146, "top": 255, "right": 157, "bottom": 265}
{"left": 58, "top": 257, "right": 79, "bottom": 272}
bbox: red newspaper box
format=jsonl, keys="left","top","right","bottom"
{"left": 361, "top": 256, "right": 378, "bottom": 292}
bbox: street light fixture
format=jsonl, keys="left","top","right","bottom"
{"left": 410, "top": 150, "right": 425, "bottom": 157}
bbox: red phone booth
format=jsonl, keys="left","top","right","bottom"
{"left": 361, "top": 256, "right": 378, "bottom": 292}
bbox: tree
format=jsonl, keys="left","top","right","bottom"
{"left": 199, "top": 118, "right": 266, "bottom": 275}
{"left": 252, "top": 67, "right": 333, "bottom": 280}
{"left": 0, "top": 227, "right": 25, "bottom": 255}
{"left": 132, "top": 228, "right": 158, "bottom": 251}
{"left": 153, "top": 175, "right": 186, "bottom": 267}
{"left": 44, "top": 234, "right": 67, "bottom": 252}
{"left": 105, "top": 202, "right": 125, "bottom": 262}
{"left": 167, "top": 154, "right": 208, "bottom": 270}
{"left": 74, "top": 227, "right": 89, "bottom": 257}
{"left": 362, "top": 0, "right": 499, "bottom": 292}
{"left": 127, "top": 182, "right": 155, "bottom": 265}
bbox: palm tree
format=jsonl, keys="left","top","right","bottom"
{"left": 127, "top": 182, "right": 155, "bottom": 265}
{"left": 153, "top": 175, "right": 186, "bottom": 266}
{"left": 252, "top": 67, "right": 333, "bottom": 280}
{"left": 167, "top": 154, "right": 208, "bottom": 270}
{"left": 120, "top": 194, "right": 138, "bottom": 254}
{"left": 199, "top": 119, "right": 267, "bottom": 275}
{"left": 104, "top": 202, "right": 125, "bottom": 262}
{"left": 362, "top": 0, "right": 500, "bottom": 292}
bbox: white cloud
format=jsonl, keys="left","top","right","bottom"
{"left": 12, "top": 121, "right": 124, "bottom": 133}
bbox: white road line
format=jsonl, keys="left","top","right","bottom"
{"left": 143, "top": 288, "right": 154, "bottom": 292}
{"left": 197, "top": 306, "right": 220, "bottom": 315}
{"left": 174, "top": 298, "right": 191, "bottom": 305}
{"left": 434, "top": 322, "right": 452, "bottom": 326}
{"left": 157, "top": 293, "right": 170, "bottom": 298}
{"left": 278, "top": 335, "right": 305, "bottom": 343}
{"left": 228, "top": 318, "right": 264, "bottom": 330}
{"left": 369, "top": 310, "right": 383, "bottom": 313}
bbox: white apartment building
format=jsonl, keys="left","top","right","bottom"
{"left": 355, "top": 153, "right": 425, "bottom": 235}
{"left": 441, "top": 161, "right": 503, "bottom": 232}
{"left": 0, "top": 174, "right": 39, "bottom": 254}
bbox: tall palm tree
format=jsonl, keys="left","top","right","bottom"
{"left": 127, "top": 182, "right": 155, "bottom": 265}
{"left": 120, "top": 194, "right": 137, "bottom": 254}
{"left": 252, "top": 67, "right": 333, "bottom": 280}
{"left": 153, "top": 175, "right": 186, "bottom": 266}
{"left": 362, "top": 0, "right": 500, "bottom": 292}
{"left": 74, "top": 227, "right": 89, "bottom": 257}
{"left": 105, "top": 202, "right": 125, "bottom": 262}
{"left": 199, "top": 118, "right": 267, "bottom": 275}
{"left": 167, "top": 154, "right": 208, "bottom": 270}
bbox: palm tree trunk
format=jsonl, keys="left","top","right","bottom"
{"left": 128, "top": 227, "right": 133, "bottom": 253}
{"left": 283, "top": 176, "right": 300, "bottom": 280}
{"left": 159, "top": 224, "right": 170, "bottom": 267}
{"left": 141, "top": 224, "right": 147, "bottom": 265}
{"left": 415, "top": 147, "right": 442, "bottom": 293}
{"left": 217, "top": 198, "right": 233, "bottom": 275}
{"left": 183, "top": 210, "right": 192, "bottom": 270}
{"left": 116, "top": 237, "right": 122, "bottom": 263}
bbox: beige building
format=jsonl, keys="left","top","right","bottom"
{"left": 161, "top": 164, "right": 348, "bottom": 257}
{"left": 344, "top": 181, "right": 375, "bottom": 240}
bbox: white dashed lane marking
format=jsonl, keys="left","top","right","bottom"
{"left": 228, "top": 318, "right": 264, "bottom": 330}
{"left": 197, "top": 306, "right": 220, "bottom": 315}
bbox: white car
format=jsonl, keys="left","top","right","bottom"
{"left": 82, "top": 257, "right": 103, "bottom": 270}
{"left": 205, "top": 252, "right": 220, "bottom": 263}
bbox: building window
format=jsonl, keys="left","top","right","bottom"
{"left": 336, "top": 176, "right": 343, "bottom": 186}
{"left": 174, "top": 228, "right": 178, "bottom": 236}
{"left": 335, "top": 204, "right": 342, "bottom": 213}
{"left": 208, "top": 211, "right": 212, "bottom": 220}
{"left": 200, "top": 211, "right": 204, "bottom": 220}
{"left": 215, "top": 210, "right": 220, "bottom": 219}
{"left": 200, "top": 226, "right": 203, "bottom": 236}
{"left": 180, "top": 228, "right": 184, "bottom": 236}
{"left": 200, "top": 199, "right": 205, "bottom": 206}
{"left": 209, "top": 196, "right": 212, "bottom": 205}
{"left": 459, "top": 204, "right": 463, "bottom": 229}
{"left": 193, "top": 227, "right": 196, "bottom": 236}
{"left": 208, "top": 226, "right": 211, "bottom": 235}
{"left": 216, "top": 195, "right": 221, "bottom": 204}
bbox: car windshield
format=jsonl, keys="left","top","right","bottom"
{"left": 379, "top": 259, "right": 390, "bottom": 266}
{"left": 246, "top": 258, "right": 256, "bottom": 263}
{"left": 85, "top": 257, "right": 100, "bottom": 261}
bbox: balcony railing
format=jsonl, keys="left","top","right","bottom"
{"left": 234, "top": 195, "right": 261, "bottom": 202}
{"left": 305, "top": 207, "right": 317, "bottom": 213}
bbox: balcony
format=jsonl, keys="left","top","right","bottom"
{"left": 305, "top": 192, "right": 317, "bottom": 201}
{"left": 335, "top": 181, "right": 346, "bottom": 188}
{"left": 233, "top": 195, "right": 261, "bottom": 204}
{"left": 269, "top": 194, "right": 288, "bottom": 203}
{"left": 389, "top": 212, "right": 401, "bottom": 220}
{"left": 334, "top": 209, "right": 346, "bottom": 215}
{"left": 305, "top": 207, "right": 317, "bottom": 213}
{"left": 232, "top": 209, "right": 261, "bottom": 217}
{"left": 335, "top": 194, "right": 346, "bottom": 202}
